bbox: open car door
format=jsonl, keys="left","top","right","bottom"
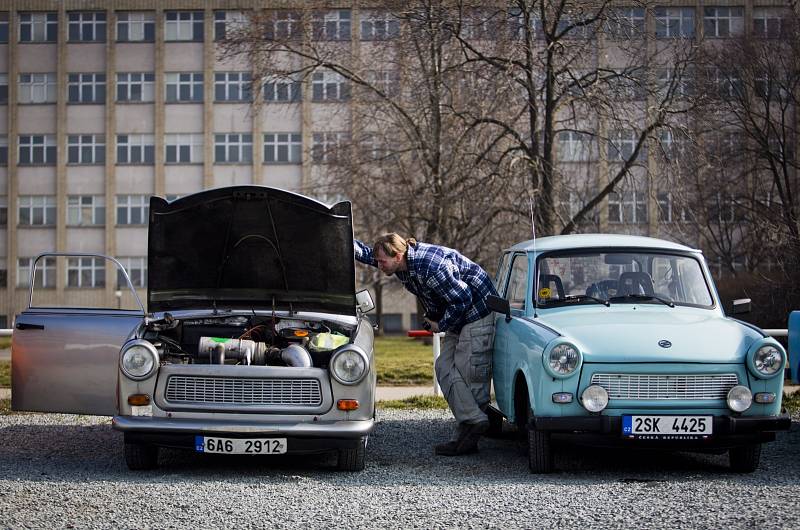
{"left": 12, "top": 254, "right": 146, "bottom": 415}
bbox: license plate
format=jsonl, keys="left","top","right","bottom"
{"left": 195, "top": 436, "right": 287, "bottom": 454}
{"left": 622, "top": 415, "right": 713, "bottom": 439}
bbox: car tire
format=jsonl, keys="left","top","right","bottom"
{"left": 729, "top": 443, "right": 761, "bottom": 473}
{"left": 528, "top": 422, "right": 554, "bottom": 474}
{"left": 337, "top": 437, "right": 367, "bottom": 472}
{"left": 124, "top": 442, "right": 159, "bottom": 471}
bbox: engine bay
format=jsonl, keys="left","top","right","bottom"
{"left": 142, "top": 314, "right": 354, "bottom": 369}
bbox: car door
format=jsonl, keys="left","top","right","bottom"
{"left": 12, "top": 253, "right": 146, "bottom": 415}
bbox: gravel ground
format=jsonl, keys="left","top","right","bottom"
{"left": 1, "top": 409, "right": 799, "bottom": 529}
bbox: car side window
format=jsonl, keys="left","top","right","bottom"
{"left": 494, "top": 252, "right": 511, "bottom": 295}
{"left": 505, "top": 253, "right": 528, "bottom": 310}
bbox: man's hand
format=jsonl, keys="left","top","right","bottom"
{"left": 424, "top": 317, "right": 440, "bottom": 333}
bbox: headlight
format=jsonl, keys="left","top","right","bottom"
{"left": 543, "top": 342, "right": 582, "bottom": 378}
{"left": 120, "top": 340, "right": 158, "bottom": 380}
{"left": 330, "top": 346, "right": 369, "bottom": 385}
{"left": 581, "top": 384, "right": 609, "bottom": 413}
{"left": 727, "top": 385, "right": 752, "bottom": 413}
{"left": 752, "top": 345, "right": 784, "bottom": 378}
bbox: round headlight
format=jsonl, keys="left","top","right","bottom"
{"left": 581, "top": 384, "right": 609, "bottom": 413}
{"left": 330, "top": 346, "right": 368, "bottom": 385}
{"left": 727, "top": 385, "right": 752, "bottom": 413}
{"left": 120, "top": 341, "right": 158, "bottom": 380}
{"left": 548, "top": 343, "right": 580, "bottom": 375}
{"left": 753, "top": 345, "right": 784, "bottom": 378}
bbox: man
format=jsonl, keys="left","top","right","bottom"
{"left": 354, "top": 233, "right": 498, "bottom": 456}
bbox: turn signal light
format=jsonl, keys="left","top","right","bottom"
{"left": 754, "top": 392, "right": 776, "bottom": 404}
{"left": 127, "top": 394, "right": 151, "bottom": 406}
{"left": 337, "top": 399, "right": 359, "bottom": 411}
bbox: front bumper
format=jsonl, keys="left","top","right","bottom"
{"left": 113, "top": 416, "right": 374, "bottom": 454}
{"left": 532, "top": 413, "right": 791, "bottom": 448}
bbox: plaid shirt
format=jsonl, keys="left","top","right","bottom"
{"left": 354, "top": 239, "right": 498, "bottom": 333}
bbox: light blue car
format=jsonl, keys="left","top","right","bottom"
{"left": 486, "top": 234, "right": 790, "bottom": 473}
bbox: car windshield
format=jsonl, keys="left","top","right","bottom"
{"left": 536, "top": 251, "right": 714, "bottom": 308}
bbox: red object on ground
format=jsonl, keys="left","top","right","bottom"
{"left": 407, "top": 330, "right": 433, "bottom": 337}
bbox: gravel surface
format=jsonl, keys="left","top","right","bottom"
{"left": 1, "top": 409, "right": 799, "bottom": 529}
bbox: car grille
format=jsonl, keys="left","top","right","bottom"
{"left": 590, "top": 373, "right": 739, "bottom": 400}
{"left": 165, "top": 376, "right": 323, "bottom": 406}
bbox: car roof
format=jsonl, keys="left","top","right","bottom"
{"left": 507, "top": 234, "right": 701, "bottom": 253}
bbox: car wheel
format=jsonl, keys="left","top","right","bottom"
{"left": 729, "top": 443, "right": 761, "bottom": 473}
{"left": 124, "top": 442, "right": 159, "bottom": 471}
{"left": 528, "top": 422, "right": 554, "bottom": 474}
{"left": 337, "top": 437, "right": 367, "bottom": 472}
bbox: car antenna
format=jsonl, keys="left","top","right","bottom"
{"left": 530, "top": 196, "right": 538, "bottom": 319}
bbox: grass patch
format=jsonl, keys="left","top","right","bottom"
{"left": 374, "top": 336, "right": 434, "bottom": 385}
{"left": 378, "top": 394, "right": 449, "bottom": 410}
{"left": 0, "top": 360, "right": 8, "bottom": 388}
{"left": 0, "top": 337, "right": 9, "bottom": 349}
{"left": 783, "top": 392, "right": 800, "bottom": 415}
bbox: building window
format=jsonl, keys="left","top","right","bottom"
{"left": 215, "top": 134, "right": 252, "bottom": 163}
{"left": 658, "top": 68, "right": 694, "bottom": 98}
{"left": 165, "top": 73, "right": 204, "bottom": 102}
{"left": 0, "top": 13, "right": 8, "bottom": 43}
{"left": 67, "top": 195, "right": 105, "bottom": 226}
{"left": 263, "top": 76, "right": 301, "bottom": 102}
{"left": 706, "top": 67, "right": 742, "bottom": 100}
{"left": 360, "top": 133, "right": 395, "bottom": 161}
{"left": 18, "top": 195, "right": 56, "bottom": 226}
{"left": 0, "top": 196, "right": 7, "bottom": 225}
{"left": 214, "top": 10, "right": 246, "bottom": 41}
{"left": 0, "top": 73, "right": 7, "bottom": 104}
{"left": 753, "top": 8, "right": 789, "bottom": 39}
{"left": 18, "top": 257, "right": 56, "bottom": 288}
{"left": 657, "top": 192, "right": 691, "bottom": 223}
{"left": 18, "top": 73, "right": 56, "bottom": 103}
{"left": 0, "top": 136, "right": 6, "bottom": 165}
{"left": 19, "top": 12, "right": 58, "bottom": 43}
{"left": 215, "top": 72, "right": 252, "bottom": 102}
{"left": 364, "top": 70, "right": 400, "bottom": 98}
{"left": 605, "top": 7, "right": 645, "bottom": 39}
{"left": 264, "top": 133, "right": 301, "bottom": 164}
{"left": 312, "top": 70, "right": 351, "bottom": 102}
{"left": 703, "top": 7, "right": 743, "bottom": 38}
{"left": 116, "top": 12, "right": 155, "bottom": 42}
{"left": 658, "top": 129, "right": 691, "bottom": 161}
{"left": 117, "top": 134, "right": 155, "bottom": 164}
{"left": 165, "top": 11, "right": 204, "bottom": 42}
{"left": 710, "top": 192, "right": 736, "bottom": 223}
{"left": 116, "top": 195, "right": 149, "bottom": 225}
{"left": 607, "top": 69, "right": 646, "bottom": 100}
{"left": 18, "top": 135, "right": 56, "bottom": 165}
{"left": 361, "top": 10, "right": 399, "bottom": 40}
{"left": 165, "top": 133, "right": 203, "bottom": 163}
{"left": 607, "top": 130, "right": 645, "bottom": 161}
{"left": 654, "top": 7, "right": 694, "bottom": 38}
{"left": 68, "top": 12, "right": 106, "bottom": 42}
{"left": 68, "top": 134, "right": 105, "bottom": 164}
{"left": 312, "top": 132, "right": 350, "bottom": 163}
{"left": 68, "top": 73, "right": 106, "bottom": 103}
{"left": 117, "top": 257, "right": 147, "bottom": 288}
{"left": 608, "top": 190, "right": 648, "bottom": 224}
{"left": 557, "top": 131, "right": 594, "bottom": 162}
{"left": 264, "top": 10, "right": 302, "bottom": 40}
{"left": 67, "top": 257, "right": 105, "bottom": 288}
{"left": 312, "top": 10, "right": 351, "bottom": 41}
{"left": 117, "top": 72, "right": 155, "bottom": 102}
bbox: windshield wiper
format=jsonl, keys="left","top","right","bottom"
{"left": 608, "top": 293, "right": 675, "bottom": 308}
{"left": 560, "top": 294, "right": 610, "bottom": 307}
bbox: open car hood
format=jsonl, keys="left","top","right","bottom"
{"left": 147, "top": 186, "right": 356, "bottom": 315}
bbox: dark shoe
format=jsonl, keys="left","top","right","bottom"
{"left": 456, "top": 420, "right": 489, "bottom": 453}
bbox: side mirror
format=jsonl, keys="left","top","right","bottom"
{"left": 731, "top": 298, "right": 751, "bottom": 315}
{"left": 356, "top": 289, "right": 375, "bottom": 313}
{"left": 487, "top": 295, "right": 512, "bottom": 322}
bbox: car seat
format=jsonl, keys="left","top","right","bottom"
{"left": 617, "top": 271, "right": 655, "bottom": 296}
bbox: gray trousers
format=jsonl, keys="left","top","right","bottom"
{"left": 435, "top": 313, "right": 495, "bottom": 425}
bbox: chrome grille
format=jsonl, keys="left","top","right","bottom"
{"left": 165, "top": 376, "right": 322, "bottom": 406}
{"left": 590, "top": 373, "right": 739, "bottom": 400}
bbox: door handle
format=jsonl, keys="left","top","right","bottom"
{"left": 15, "top": 322, "right": 44, "bottom": 330}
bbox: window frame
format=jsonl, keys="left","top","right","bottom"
{"left": 116, "top": 134, "right": 155, "bottom": 165}
{"left": 263, "top": 132, "right": 301, "bottom": 164}
{"left": 214, "top": 133, "right": 253, "bottom": 164}
{"left": 18, "top": 195, "right": 57, "bottom": 226}
{"left": 68, "top": 11, "right": 107, "bottom": 43}
{"left": 18, "top": 135, "right": 57, "bottom": 165}
{"left": 116, "top": 194, "right": 150, "bottom": 225}
{"left": 19, "top": 12, "right": 58, "bottom": 43}
{"left": 165, "top": 72, "right": 204, "bottom": 103}
{"left": 67, "top": 195, "right": 106, "bottom": 226}
{"left": 116, "top": 11, "right": 155, "bottom": 42}
{"left": 164, "top": 133, "right": 203, "bottom": 164}
{"left": 164, "top": 10, "right": 204, "bottom": 42}
{"left": 67, "top": 73, "right": 107, "bottom": 104}
{"left": 18, "top": 72, "right": 57, "bottom": 104}
{"left": 67, "top": 134, "right": 106, "bottom": 165}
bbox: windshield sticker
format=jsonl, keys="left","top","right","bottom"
{"left": 539, "top": 287, "right": 552, "bottom": 300}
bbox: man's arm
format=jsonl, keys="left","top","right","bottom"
{"left": 354, "top": 239, "right": 377, "bottom": 267}
{"left": 425, "top": 262, "right": 472, "bottom": 333}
